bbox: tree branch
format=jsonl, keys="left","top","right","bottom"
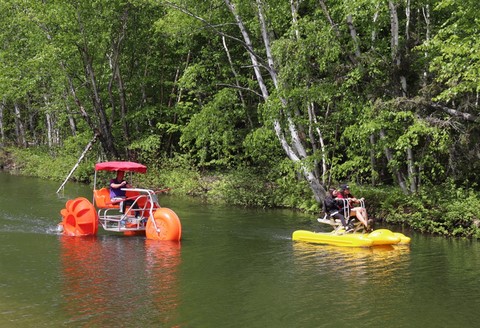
{"left": 216, "top": 83, "right": 263, "bottom": 98}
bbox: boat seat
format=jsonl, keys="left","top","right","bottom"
{"left": 94, "top": 188, "right": 120, "bottom": 209}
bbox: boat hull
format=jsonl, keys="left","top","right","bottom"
{"left": 292, "top": 229, "right": 410, "bottom": 247}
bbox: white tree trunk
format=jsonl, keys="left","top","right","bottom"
{"left": 308, "top": 102, "right": 327, "bottom": 184}
{"left": 222, "top": 35, "right": 251, "bottom": 126}
{"left": 0, "top": 99, "right": 5, "bottom": 146}
{"left": 290, "top": 0, "right": 300, "bottom": 39}
{"left": 46, "top": 112, "right": 53, "bottom": 148}
{"left": 43, "top": 94, "right": 54, "bottom": 148}
{"left": 225, "top": 0, "right": 326, "bottom": 202}
{"left": 389, "top": 1, "right": 399, "bottom": 62}
{"left": 407, "top": 147, "right": 417, "bottom": 193}
{"left": 405, "top": 0, "right": 411, "bottom": 39}
{"left": 422, "top": 5, "right": 431, "bottom": 84}
{"left": 14, "top": 103, "right": 26, "bottom": 147}
{"left": 346, "top": 14, "right": 361, "bottom": 59}
{"left": 371, "top": 4, "right": 380, "bottom": 46}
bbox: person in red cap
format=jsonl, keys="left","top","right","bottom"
{"left": 337, "top": 184, "right": 370, "bottom": 229}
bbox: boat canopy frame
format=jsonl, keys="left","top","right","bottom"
{"left": 92, "top": 161, "right": 161, "bottom": 233}
{"left": 93, "top": 161, "right": 147, "bottom": 192}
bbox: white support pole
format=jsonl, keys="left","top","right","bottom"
{"left": 56, "top": 133, "right": 98, "bottom": 193}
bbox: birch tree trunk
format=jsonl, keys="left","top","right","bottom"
{"left": 83, "top": 56, "right": 116, "bottom": 155}
{"left": 68, "top": 113, "right": 77, "bottom": 136}
{"left": 346, "top": 14, "right": 361, "bottom": 59}
{"left": 225, "top": 0, "right": 326, "bottom": 202}
{"left": 291, "top": 1, "right": 326, "bottom": 184}
{"left": 13, "top": 103, "right": 26, "bottom": 148}
{"left": 390, "top": 0, "right": 416, "bottom": 193}
{"left": 371, "top": 4, "right": 380, "bottom": 47}
{"left": 421, "top": 4, "right": 431, "bottom": 86}
{"left": 108, "top": 7, "right": 130, "bottom": 143}
{"left": 407, "top": 147, "right": 417, "bottom": 193}
{"left": 308, "top": 102, "right": 327, "bottom": 184}
{"left": 389, "top": 1, "right": 407, "bottom": 96}
{"left": 222, "top": 36, "right": 252, "bottom": 127}
{"left": 0, "top": 99, "right": 5, "bottom": 146}
{"left": 43, "top": 94, "right": 54, "bottom": 148}
{"left": 46, "top": 112, "right": 53, "bottom": 148}
{"left": 290, "top": 0, "right": 300, "bottom": 40}
{"left": 63, "top": 91, "right": 77, "bottom": 136}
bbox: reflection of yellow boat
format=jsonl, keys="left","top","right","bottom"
{"left": 292, "top": 229, "right": 410, "bottom": 247}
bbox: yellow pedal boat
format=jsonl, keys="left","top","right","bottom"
{"left": 292, "top": 229, "right": 410, "bottom": 247}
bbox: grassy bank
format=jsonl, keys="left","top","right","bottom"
{"left": 2, "top": 147, "right": 480, "bottom": 238}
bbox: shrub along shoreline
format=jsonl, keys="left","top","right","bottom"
{"left": 2, "top": 147, "right": 480, "bottom": 238}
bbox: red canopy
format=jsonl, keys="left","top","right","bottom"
{"left": 95, "top": 161, "right": 147, "bottom": 173}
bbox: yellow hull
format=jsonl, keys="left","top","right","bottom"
{"left": 393, "top": 232, "right": 411, "bottom": 245}
{"left": 292, "top": 229, "right": 410, "bottom": 247}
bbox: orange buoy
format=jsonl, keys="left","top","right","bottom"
{"left": 146, "top": 208, "right": 182, "bottom": 241}
{"left": 60, "top": 197, "right": 98, "bottom": 237}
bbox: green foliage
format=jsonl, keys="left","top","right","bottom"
{"left": 7, "top": 146, "right": 93, "bottom": 183}
{"left": 272, "top": 159, "right": 320, "bottom": 212}
{"left": 128, "top": 135, "right": 162, "bottom": 163}
{"left": 273, "top": 15, "right": 340, "bottom": 85}
{"left": 243, "top": 126, "right": 284, "bottom": 167}
{"left": 143, "top": 154, "right": 204, "bottom": 196}
{"left": 371, "top": 183, "right": 480, "bottom": 238}
{"left": 208, "top": 168, "right": 276, "bottom": 207}
{"left": 180, "top": 89, "right": 245, "bottom": 168}
{"left": 426, "top": 0, "right": 480, "bottom": 101}
{"left": 202, "top": 161, "right": 319, "bottom": 212}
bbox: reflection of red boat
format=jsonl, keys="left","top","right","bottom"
{"left": 58, "top": 161, "right": 182, "bottom": 241}
{"left": 145, "top": 240, "right": 182, "bottom": 321}
{"left": 60, "top": 236, "right": 181, "bottom": 325}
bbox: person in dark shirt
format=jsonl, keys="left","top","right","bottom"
{"left": 323, "top": 188, "right": 352, "bottom": 232}
{"left": 110, "top": 170, "right": 139, "bottom": 217}
{"left": 110, "top": 170, "right": 131, "bottom": 199}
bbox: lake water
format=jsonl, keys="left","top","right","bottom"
{"left": 1, "top": 172, "right": 479, "bottom": 327}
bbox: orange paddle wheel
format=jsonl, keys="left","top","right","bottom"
{"left": 60, "top": 197, "right": 98, "bottom": 236}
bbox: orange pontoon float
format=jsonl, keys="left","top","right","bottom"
{"left": 58, "top": 161, "right": 182, "bottom": 241}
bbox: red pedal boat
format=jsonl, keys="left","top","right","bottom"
{"left": 58, "top": 161, "right": 182, "bottom": 241}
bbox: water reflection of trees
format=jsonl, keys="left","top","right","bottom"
{"left": 59, "top": 236, "right": 181, "bottom": 326}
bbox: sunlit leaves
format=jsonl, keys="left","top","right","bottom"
{"left": 243, "top": 126, "right": 283, "bottom": 166}
{"left": 426, "top": 0, "right": 480, "bottom": 101}
{"left": 179, "top": 88, "right": 244, "bottom": 167}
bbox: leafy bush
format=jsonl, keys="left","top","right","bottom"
{"left": 207, "top": 167, "right": 276, "bottom": 207}
{"left": 362, "top": 183, "right": 480, "bottom": 237}
{"left": 141, "top": 154, "right": 204, "bottom": 196}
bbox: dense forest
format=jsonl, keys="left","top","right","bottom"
{"left": 1, "top": 0, "right": 480, "bottom": 236}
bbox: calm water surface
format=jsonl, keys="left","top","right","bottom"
{"left": 1, "top": 172, "right": 479, "bottom": 327}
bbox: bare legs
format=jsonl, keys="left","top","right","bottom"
{"left": 350, "top": 207, "right": 368, "bottom": 227}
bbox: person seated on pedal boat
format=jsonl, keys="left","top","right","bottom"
{"left": 337, "top": 184, "right": 369, "bottom": 229}
{"left": 324, "top": 188, "right": 352, "bottom": 232}
{"left": 110, "top": 170, "right": 140, "bottom": 217}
